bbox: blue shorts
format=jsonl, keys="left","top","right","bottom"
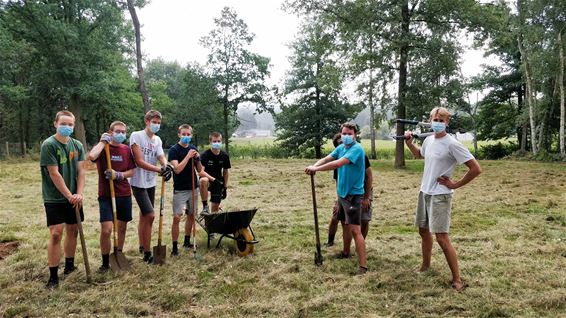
{"left": 98, "top": 196, "right": 133, "bottom": 223}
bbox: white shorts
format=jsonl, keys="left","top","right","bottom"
{"left": 172, "top": 190, "right": 198, "bottom": 216}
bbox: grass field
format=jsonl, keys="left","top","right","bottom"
{"left": 1, "top": 158, "right": 566, "bottom": 317}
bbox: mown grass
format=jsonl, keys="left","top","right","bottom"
{"left": 1, "top": 158, "right": 566, "bottom": 317}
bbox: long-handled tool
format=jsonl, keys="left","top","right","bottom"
{"left": 310, "top": 174, "right": 323, "bottom": 266}
{"left": 391, "top": 132, "right": 435, "bottom": 140}
{"left": 74, "top": 204, "right": 92, "bottom": 282}
{"left": 153, "top": 177, "right": 167, "bottom": 265}
{"left": 191, "top": 159, "right": 199, "bottom": 260}
{"left": 104, "top": 144, "right": 131, "bottom": 272}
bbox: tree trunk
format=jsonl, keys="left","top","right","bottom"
{"left": 223, "top": 99, "right": 230, "bottom": 155}
{"left": 518, "top": 84, "right": 527, "bottom": 151}
{"left": 517, "top": 37, "right": 538, "bottom": 154}
{"left": 395, "top": 0, "right": 410, "bottom": 168}
{"left": 315, "top": 83, "right": 322, "bottom": 159}
{"left": 127, "top": 0, "right": 151, "bottom": 113}
{"left": 559, "top": 29, "right": 565, "bottom": 158}
{"left": 68, "top": 93, "right": 87, "bottom": 147}
{"left": 369, "top": 67, "right": 376, "bottom": 160}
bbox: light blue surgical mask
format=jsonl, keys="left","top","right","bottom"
{"left": 180, "top": 136, "right": 191, "bottom": 145}
{"left": 431, "top": 121, "right": 446, "bottom": 133}
{"left": 57, "top": 125, "right": 73, "bottom": 137}
{"left": 150, "top": 123, "right": 160, "bottom": 134}
{"left": 211, "top": 142, "right": 222, "bottom": 150}
{"left": 341, "top": 134, "right": 354, "bottom": 145}
{"left": 113, "top": 132, "right": 126, "bottom": 144}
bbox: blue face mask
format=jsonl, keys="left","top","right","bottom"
{"left": 180, "top": 136, "right": 191, "bottom": 145}
{"left": 113, "top": 132, "right": 126, "bottom": 144}
{"left": 57, "top": 125, "right": 73, "bottom": 137}
{"left": 211, "top": 142, "right": 222, "bottom": 150}
{"left": 150, "top": 123, "right": 160, "bottom": 134}
{"left": 431, "top": 121, "right": 446, "bottom": 133}
{"left": 341, "top": 134, "right": 354, "bottom": 145}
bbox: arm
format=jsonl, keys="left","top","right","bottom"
{"left": 437, "top": 159, "right": 482, "bottom": 189}
{"left": 47, "top": 165, "right": 74, "bottom": 203}
{"left": 87, "top": 141, "right": 105, "bottom": 162}
{"left": 362, "top": 166, "right": 373, "bottom": 212}
{"left": 76, "top": 160, "right": 85, "bottom": 199}
{"left": 158, "top": 154, "right": 167, "bottom": 167}
{"left": 223, "top": 169, "right": 229, "bottom": 188}
{"left": 304, "top": 155, "right": 337, "bottom": 174}
{"left": 131, "top": 144, "right": 160, "bottom": 173}
{"left": 404, "top": 133, "right": 423, "bottom": 159}
{"left": 172, "top": 150, "right": 198, "bottom": 174}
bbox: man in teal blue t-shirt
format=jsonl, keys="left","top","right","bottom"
{"left": 305, "top": 122, "right": 367, "bottom": 275}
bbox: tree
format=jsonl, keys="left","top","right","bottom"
{"left": 1, "top": 0, "right": 132, "bottom": 147}
{"left": 200, "top": 7, "right": 271, "bottom": 154}
{"left": 275, "top": 21, "right": 362, "bottom": 158}
{"left": 125, "top": 0, "right": 150, "bottom": 112}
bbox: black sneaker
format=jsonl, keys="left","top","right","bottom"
{"left": 97, "top": 265, "right": 110, "bottom": 273}
{"left": 171, "top": 249, "right": 179, "bottom": 256}
{"left": 45, "top": 279, "right": 59, "bottom": 289}
{"left": 142, "top": 253, "right": 153, "bottom": 264}
{"left": 334, "top": 251, "right": 352, "bottom": 259}
{"left": 183, "top": 241, "right": 193, "bottom": 248}
{"left": 324, "top": 241, "right": 334, "bottom": 247}
{"left": 356, "top": 266, "right": 368, "bottom": 275}
{"left": 63, "top": 266, "right": 77, "bottom": 275}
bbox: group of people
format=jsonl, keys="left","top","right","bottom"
{"left": 40, "top": 106, "right": 481, "bottom": 292}
{"left": 305, "top": 107, "right": 481, "bottom": 291}
{"left": 40, "top": 110, "right": 230, "bottom": 288}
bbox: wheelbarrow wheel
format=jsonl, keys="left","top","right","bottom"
{"left": 234, "top": 228, "right": 254, "bottom": 257}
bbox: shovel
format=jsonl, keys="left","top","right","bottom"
{"left": 153, "top": 177, "right": 167, "bottom": 265}
{"left": 74, "top": 204, "right": 92, "bottom": 282}
{"left": 104, "top": 144, "right": 131, "bottom": 272}
{"left": 191, "top": 159, "right": 200, "bottom": 260}
{"left": 310, "top": 174, "right": 323, "bottom": 266}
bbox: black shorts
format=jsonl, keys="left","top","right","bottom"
{"left": 131, "top": 186, "right": 155, "bottom": 215}
{"left": 98, "top": 196, "right": 133, "bottom": 223}
{"left": 337, "top": 195, "right": 363, "bottom": 225}
{"left": 208, "top": 182, "right": 223, "bottom": 204}
{"left": 44, "top": 202, "right": 84, "bottom": 227}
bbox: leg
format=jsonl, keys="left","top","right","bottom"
{"left": 185, "top": 213, "right": 194, "bottom": 237}
{"left": 361, "top": 220, "right": 369, "bottom": 239}
{"left": 100, "top": 221, "right": 113, "bottom": 255}
{"left": 117, "top": 221, "right": 127, "bottom": 251}
{"left": 141, "top": 212, "right": 155, "bottom": 252}
{"left": 199, "top": 178, "right": 209, "bottom": 202}
{"left": 435, "top": 233, "right": 462, "bottom": 286}
{"left": 47, "top": 224, "right": 64, "bottom": 267}
{"left": 349, "top": 224, "right": 367, "bottom": 268}
{"left": 138, "top": 213, "right": 143, "bottom": 252}
{"left": 172, "top": 214, "right": 181, "bottom": 243}
{"left": 63, "top": 224, "right": 78, "bottom": 258}
{"left": 419, "top": 227, "right": 433, "bottom": 272}
{"left": 341, "top": 221, "right": 352, "bottom": 255}
{"left": 327, "top": 200, "right": 340, "bottom": 245}
{"left": 210, "top": 202, "right": 221, "bottom": 212}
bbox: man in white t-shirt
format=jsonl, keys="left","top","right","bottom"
{"left": 404, "top": 107, "right": 481, "bottom": 291}
{"left": 130, "top": 110, "right": 173, "bottom": 263}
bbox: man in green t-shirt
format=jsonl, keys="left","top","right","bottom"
{"left": 40, "top": 110, "right": 86, "bottom": 288}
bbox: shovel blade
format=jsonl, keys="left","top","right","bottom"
{"left": 153, "top": 245, "right": 166, "bottom": 265}
{"left": 115, "top": 251, "right": 131, "bottom": 271}
{"left": 109, "top": 253, "right": 121, "bottom": 272}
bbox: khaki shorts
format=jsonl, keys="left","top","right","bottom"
{"left": 415, "top": 192, "right": 452, "bottom": 233}
{"left": 172, "top": 190, "right": 198, "bottom": 216}
{"left": 332, "top": 198, "right": 372, "bottom": 222}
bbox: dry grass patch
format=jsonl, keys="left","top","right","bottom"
{"left": 1, "top": 159, "right": 565, "bottom": 317}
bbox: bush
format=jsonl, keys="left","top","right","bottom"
{"left": 477, "top": 142, "right": 519, "bottom": 160}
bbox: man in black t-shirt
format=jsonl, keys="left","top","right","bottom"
{"left": 199, "top": 132, "right": 231, "bottom": 214}
{"left": 326, "top": 133, "right": 374, "bottom": 247}
{"left": 168, "top": 124, "right": 217, "bottom": 255}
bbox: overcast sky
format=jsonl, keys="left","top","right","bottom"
{"left": 138, "top": 0, "right": 498, "bottom": 92}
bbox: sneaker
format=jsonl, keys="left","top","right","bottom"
{"left": 183, "top": 241, "right": 193, "bottom": 248}
{"left": 142, "top": 253, "right": 153, "bottom": 264}
{"left": 334, "top": 251, "right": 352, "bottom": 259}
{"left": 138, "top": 246, "right": 144, "bottom": 254}
{"left": 201, "top": 205, "right": 210, "bottom": 215}
{"left": 356, "top": 266, "right": 368, "bottom": 275}
{"left": 171, "top": 249, "right": 179, "bottom": 256}
{"left": 97, "top": 265, "right": 110, "bottom": 273}
{"left": 324, "top": 241, "right": 334, "bottom": 247}
{"left": 45, "top": 279, "right": 59, "bottom": 289}
{"left": 63, "top": 266, "right": 77, "bottom": 275}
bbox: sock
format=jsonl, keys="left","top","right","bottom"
{"left": 327, "top": 234, "right": 335, "bottom": 244}
{"left": 64, "top": 257, "right": 74, "bottom": 270}
{"left": 173, "top": 241, "right": 178, "bottom": 252}
{"left": 49, "top": 266, "right": 59, "bottom": 281}
{"left": 202, "top": 201, "right": 208, "bottom": 208}
{"left": 102, "top": 254, "right": 110, "bottom": 268}
{"left": 184, "top": 235, "right": 191, "bottom": 245}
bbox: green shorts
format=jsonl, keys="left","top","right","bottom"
{"left": 415, "top": 191, "right": 452, "bottom": 233}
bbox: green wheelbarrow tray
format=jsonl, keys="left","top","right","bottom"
{"left": 196, "top": 209, "right": 259, "bottom": 254}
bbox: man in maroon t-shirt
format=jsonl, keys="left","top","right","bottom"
{"left": 88, "top": 121, "right": 136, "bottom": 272}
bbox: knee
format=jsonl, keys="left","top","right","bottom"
{"left": 50, "top": 229, "right": 63, "bottom": 243}
{"left": 419, "top": 228, "right": 431, "bottom": 238}
{"left": 173, "top": 215, "right": 181, "bottom": 224}
{"left": 435, "top": 234, "right": 451, "bottom": 248}
{"left": 199, "top": 178, "right": 209, "bottom": 187}
{"left": 145, "top": 214, "right": 155, "bottom": 223}
{"left": 66, "top": 225, "right": 78, "bottom": 237}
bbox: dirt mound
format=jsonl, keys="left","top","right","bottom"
{"left": 0, "top": 241, "right": 19, "bottom": 260}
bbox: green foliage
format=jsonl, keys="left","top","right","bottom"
{"left": 477, "top": 141, "right": 519, "bottom": 160}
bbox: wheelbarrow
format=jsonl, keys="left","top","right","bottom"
{"left": 196, "top": 209, "right": 259, "bottom": 256}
